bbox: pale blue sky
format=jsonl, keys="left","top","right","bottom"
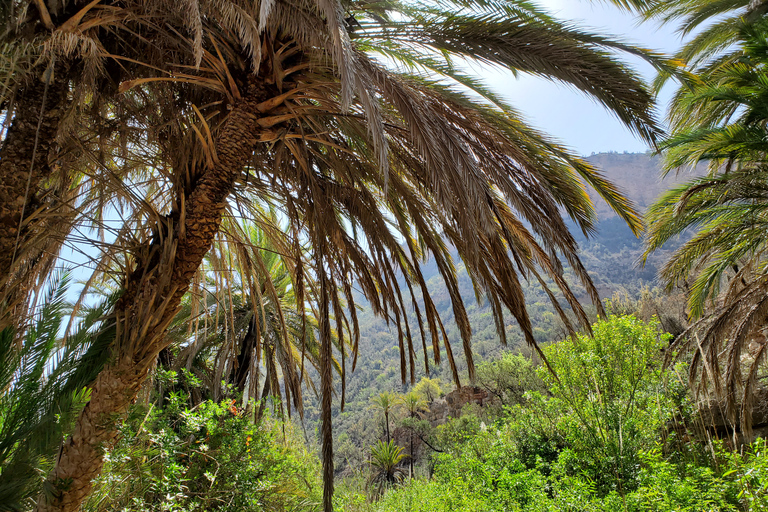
{"left": 482, "top": 0, "right": 684, "bottom": 155}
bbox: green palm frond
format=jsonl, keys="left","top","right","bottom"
{"left": 353, "top": 0, "right": 662, "bottom": 142}
{"left": 600, "top": 0, "right": 768, "bottom": 92}
{"left": 0, "top": 271, "right": 116, "bottom": 510}
{"left": 369, "top": 439, "right": 407, "bottom": 496}
{"left": 642, "top": 16, "right": 768, "bottom": 437}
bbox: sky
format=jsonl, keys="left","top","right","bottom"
{"left": 481, "top": 0, "right": 684, "bottom": 156}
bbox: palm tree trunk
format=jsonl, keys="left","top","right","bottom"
{"left": 230, "top": 317, "right": 257, "bottom": 392}
{"left": 317, "top": 251, "right": 335, "bottom": 512}
{"left": 257, "top": 370, "right": 272, "bottom": 421}
{"left": 409, "top": 424, "right": 413, "bottom": 480}
{"left": 35, "top": 87, "right": 265, "bottom": 512}
{"left": 0, "top": 62, "right": 70, "bottom": 309}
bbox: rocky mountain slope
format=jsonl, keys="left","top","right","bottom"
{"left": 585, "top": 151, "right": 701, "bottom": 219}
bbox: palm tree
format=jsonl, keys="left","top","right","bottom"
{"left": 370, "top": 391, "right": 399, "bottom": 444}
{"left": 397, "top": 390, "right": 428, "bottom": 479}
{"left": 167, "top": 215, "right": 345, "bottom": 421}
{"left": 0, "top": 272, "right": 117, "bottom": 510}
{"left": 0, "top": 2, "right": 664, "bottom": 511}
{"left": 641, "top": 19, "right": 768, "bottom": 435}
{"left": 368, "top": 440, "right": 407, "bottom": 497}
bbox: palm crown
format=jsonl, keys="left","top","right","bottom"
{"left": 641, "top": 19, "right": 768, "bottom": 434}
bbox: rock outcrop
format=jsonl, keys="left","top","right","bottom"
{"left": 423, "top": 385, "right": 490, "bottom": 427}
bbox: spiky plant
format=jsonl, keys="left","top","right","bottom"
{"left": 368, "top": 440, "right": 407, "bottom": 497}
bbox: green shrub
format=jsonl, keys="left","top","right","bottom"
{"left": 85, "top": 399, "right": 321, "bottom": 512}
{"left": 374, "top": 478, "right": 490, "bottom": 512}
{"left": 359, "top": 316, "right": 768, "bottom": 512}
{"left": 542, "top": 315, "right": 672, "bottom": 495}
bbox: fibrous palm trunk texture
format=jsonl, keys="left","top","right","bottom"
{"left": 35, "top": 80, "right": 269, "bottom": 512}
{"left": 0, "top": 62, "right": 70, "bottom": 315}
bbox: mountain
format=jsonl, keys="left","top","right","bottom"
{"left": 573, "top": 152, "right": 699, "bottom": 297}
{"left": 585, "top": 151, "right": 701, "bottom": 219}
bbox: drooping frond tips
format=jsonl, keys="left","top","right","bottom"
{"left": 181, "top": 0, "right": 204, "bottom": 69}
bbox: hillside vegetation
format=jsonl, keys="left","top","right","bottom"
{"left": 298, "top": 153, "right": 692, "bottom": 475}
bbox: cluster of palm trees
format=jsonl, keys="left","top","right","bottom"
{"left": 1, "top": 0, "right": 765, "bottom": 510}
{"left": 368, "top": 390, "right": 429, "bottom": 492}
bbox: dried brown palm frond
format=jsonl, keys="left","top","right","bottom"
{"left": 0, "top": 0, "right": 270, "bottom": 321}
{"left": 668, "top": 261, "right": 768, "bottom": 439}
{"left": 234, "top": 56, "right": 634, "bottom": 382}
{"left": 0, "top": 1, "right": 161, "bottom": 325}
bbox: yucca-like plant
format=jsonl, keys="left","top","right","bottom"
{"left": 368, "top": 440, "right": 407, "bottom": 497}
{"left": 0, "top": 2, "right": 666, "bottom": 511}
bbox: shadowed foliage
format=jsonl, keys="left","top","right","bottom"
{"left": 0, "top": 273, "right": 117, "bottom": 511}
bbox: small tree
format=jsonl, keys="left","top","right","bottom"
{"left": 369, "top": 392, "right": 398, "bottom": 443}
{"left": 398, "top": 391, "right": 429, "bottom": 479}
{"left": 413, "top": 377, "right": 441, "bottom": 403}
{"left": 369, "top": 440, "right": 407, "bottom": 497}
{"left": 543, "top": 315, "right": 672, "bottom": 496}
{"left": 475, "top": 353, "right": 546, "bottom": 407}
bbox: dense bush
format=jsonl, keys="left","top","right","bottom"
{"left": 542, "top": 315, "right": 672, "bottom": 495}
{"left": 85, "top": 398, "right": 321, "bottom": 512}
{"left": 342, "top": 316, "right": 768, "bottom": 512}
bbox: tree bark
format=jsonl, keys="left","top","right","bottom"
{"left": 0, "top": 62, "right": 70, "bottom": 308}
{"left": 409, "top": 416, "right": 414, "bottom": 480}
{"left": 35, "top": 82, "right": 267, "bottom": 512}
{"left": 318, "top": 254, "right": 335, "bottom": 512}
{"left": 230, "top": 317, "right": 257, "bottom": 392}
